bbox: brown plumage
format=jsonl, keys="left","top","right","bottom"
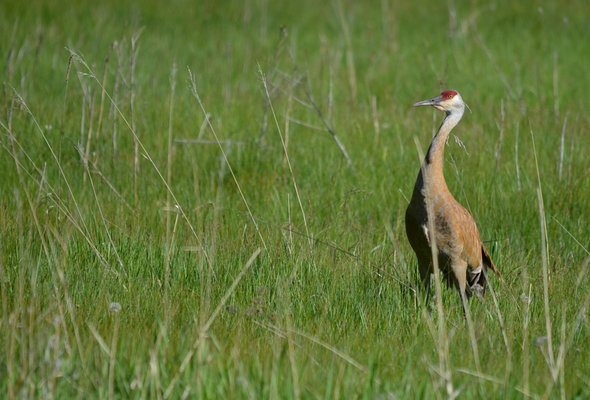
{"left": 405, "top": 90, "right": 499, "bottom": 308}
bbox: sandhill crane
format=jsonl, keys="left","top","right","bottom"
{"left": 405, "top": 90, "right": 499, "bottom": 310}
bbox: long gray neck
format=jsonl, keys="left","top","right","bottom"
{"left": 422, "top": 108, "right": 464, "bottom": 189}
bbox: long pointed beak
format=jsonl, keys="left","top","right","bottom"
{"left": 413, "top": 96, "right": 442, "bottom": 107}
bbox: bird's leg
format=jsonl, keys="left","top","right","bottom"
{"left": 459, "top": 287, "right": 469, "bottom": 319}
{"left": 451, "top": 260, "right": 469, "bottom": 317}
{"left": 423, "top": 275, "right": 432, "bottom": 309}
{"left": 418, "top": 260, "right": 432, "bottom": 308}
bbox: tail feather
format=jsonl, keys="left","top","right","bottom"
{"left": 482, "top": 245, "right": 500, "bottom": 276}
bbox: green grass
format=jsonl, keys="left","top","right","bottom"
{"left": 1, "top": 0, "right": 590, "bottom": 398}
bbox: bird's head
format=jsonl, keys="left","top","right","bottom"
{"left": 413, "top": 90, "right": 465, "bottom": 114}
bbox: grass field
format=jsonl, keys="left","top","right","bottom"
{"left": 1, "top": 0, "right": 590, "bottom": 398}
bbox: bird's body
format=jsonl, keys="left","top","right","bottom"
{"left": 405, "top": 90, "right": 499, "bottom": 307}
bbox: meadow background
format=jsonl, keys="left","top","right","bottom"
{"left": 1, "top": 0, "right": 590, "bottom": 398}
